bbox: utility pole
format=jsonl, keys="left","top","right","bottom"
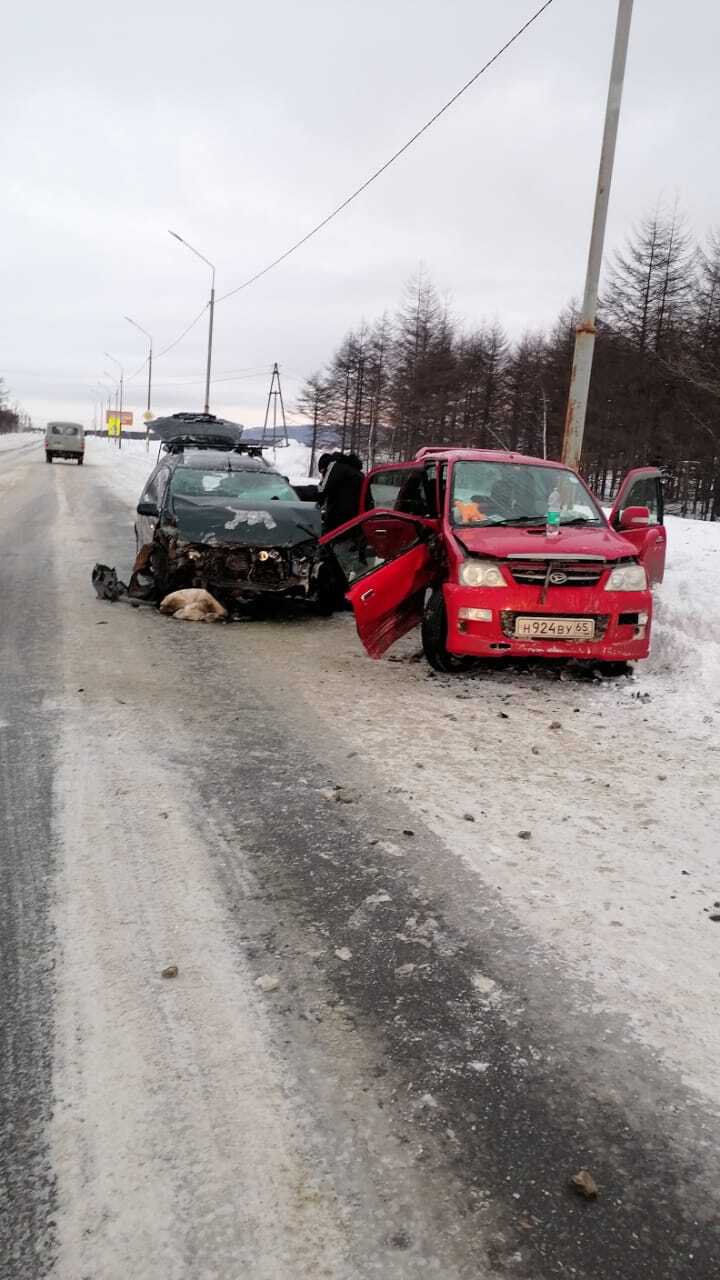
{"left": 104, "top": 353, "right": 124, "bottom": 450}
{"left": 561, "top": 0, "right": 634, "bottom": 471}
{"left": 125, "top": 317, "right": 153, "bottom": 449}
{"left": 169, "top": 231, "right": 215, "bottom": 415}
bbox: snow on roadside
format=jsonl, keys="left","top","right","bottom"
{"left": 644, "top": 515, "right": 720, "bottom": 724}
{"left": 85, "top": 435, "right": 316, "bottom": 503}
{"left": 0, "top": 431, "right": 42, "bottom": 453}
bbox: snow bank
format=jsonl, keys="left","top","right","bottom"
{"left": 643, "top": 515, "right": 720, "bottom": 727}
{"left": 0, "top": 431, "right": 42, "bottom": 454}
{"left": 85, "top": 435, "right": 316, "bottom": 505}
{"left": 261, "top": 440, "right": 314, "bottom": 482}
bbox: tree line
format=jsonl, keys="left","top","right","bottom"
{"left": 297, "top": 205, "right": 720, "bottom": 518}
{"left": 0, "top": 379, "right": 23, "bottom": 434}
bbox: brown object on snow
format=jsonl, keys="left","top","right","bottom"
{"left": 159, "top": 588, "right": 227, "bottom": 622}
{"left": 161, "top": 964, "right": 179, "bottom": 979}
{"left": 571, "top": 1169, "right": 599, "bottom": 1199}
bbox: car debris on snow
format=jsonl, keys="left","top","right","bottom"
{"left": 159, "top": 588, "right": 227, "bottom": 622}
{"left": 161, "top": 964, "right": 179, "bottom": 979}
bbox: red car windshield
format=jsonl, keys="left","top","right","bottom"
{"left": 450, "top": 460, "right": 603, "bottom": 528}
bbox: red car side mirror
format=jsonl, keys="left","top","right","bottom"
{"left": 619, "top": 505, "right": 650, "bottom": 530}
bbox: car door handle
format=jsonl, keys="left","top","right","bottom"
{"left": 360, "top": 588, "right": 375, "bottom": 602}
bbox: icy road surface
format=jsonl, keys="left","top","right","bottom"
{"left": 1, "top": 440, "right": 719, "bottom": 1280}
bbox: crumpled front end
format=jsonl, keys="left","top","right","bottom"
{"left": 130, "top": 528, "right": 321, "bottom": 607}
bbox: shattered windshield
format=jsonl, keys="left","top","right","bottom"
{"left": 170, "top": 468, "right": 298, "bottom": 504}
{"left": 450, "top": 461, "right": 602, "bottom": 527}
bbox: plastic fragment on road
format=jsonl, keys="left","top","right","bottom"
{"left": 91, "top": 563, "right": 128, "bottom": 601}
{"left": 571, "top": 1169, "right": 599, "bottom": 1199}
{"left": 255, "top": 974, "right": 280, "bottom": 993}
{"left": 159, "top": 588, "right": 227, "bottom": 623}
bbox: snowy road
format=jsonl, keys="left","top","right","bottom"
{"left": 1, "top": 442, "right": 719, "bottom": 1279}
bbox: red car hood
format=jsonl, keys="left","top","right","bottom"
{"left": 453, "top": 523, "right": 634, "bottom": 561}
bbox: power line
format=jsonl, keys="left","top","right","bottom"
{"left": 216, "top": 0, "right": 556, "bottom": 306}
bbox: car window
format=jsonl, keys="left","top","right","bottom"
{"left": 50, "top": 424, "right": 79, "bottom": 436}
{"left": 140, "top": 467, "right": 167, "bottom": 508}
{"left": 368, "top": 469, "right": 406, "bottom": 510}
{"left": 368, "top": 467, "right": 436, "bottom": 518}
{"left": 170, "top": 468, "right": 297, "bottom": 503}
{"left": 330, "top": 516, "right": 423, "bottom": 584}
{"left": 618, "top": 475, "right": 661, "bottom": 525}
{"left": 450, "top": 461, "right": 602, "bottom": 527}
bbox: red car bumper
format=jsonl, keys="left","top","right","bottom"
{"left": 444, "top": 583, "right": 652, "bottom": 661}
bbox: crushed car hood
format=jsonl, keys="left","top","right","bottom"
{"left": 454, "top": 523, "right": 635, "bottom": 561}
{"left": 169, "top": 497, "right": 320, "bottom": 548}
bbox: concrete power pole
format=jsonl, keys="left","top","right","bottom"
{"left": 561, "top": 0, "right": 634, "bottom": 471}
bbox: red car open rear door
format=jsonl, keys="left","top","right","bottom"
{"left": 608, "top": 467, "right": 667, "bottom": 584}
{"left": 321, "top": 511, "right": 440, "bottom": 658}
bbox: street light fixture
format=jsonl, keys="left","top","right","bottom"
{"left": 124, "top": 316, "right": 153, "bottom": 417}
{"left": 168, "top": 230, "right": 215, "bottom": 415}
{"left": 104, "top": 352, "right": 124, "bottom": 449}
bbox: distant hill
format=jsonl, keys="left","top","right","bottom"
{"left": 241, "top": 424, "right": 340, "bottom": 449}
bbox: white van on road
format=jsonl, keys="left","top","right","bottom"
{"left": 45, "top": 421, "right": 85, "bottom": 464}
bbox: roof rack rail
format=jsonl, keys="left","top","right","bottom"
{"left": 161, "top": 436, "right": 264, "bottom": 456}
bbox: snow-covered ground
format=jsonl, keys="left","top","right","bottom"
{"left": 0, "top": 431, "right": 42, "bottom": 453}
{"left": 82, "top": 439, "right": 720, "bottom": 1113}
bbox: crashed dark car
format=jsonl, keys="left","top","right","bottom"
{"left": 129, "top": 416, "right": 332, "bottom": 611}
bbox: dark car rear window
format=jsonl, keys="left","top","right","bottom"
{"left": 51, "top": 424, "right": 80, "bottom": 436}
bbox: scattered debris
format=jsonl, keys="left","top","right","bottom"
{"left": 571, "top": 1169, "right": 599, "bottom": 1199}
{"left": 92, "top": 563, "right": 128, "bottom": 601}
{"left": 549, "top": 720, "right": 562, "bottom": 730}
{"left": 518, "top": 830, "right": 532, "bottom": 840}
{"left": 159, "top": 588, "right": 227, "bottom": 622}
{"left": 462, "top": 812, "right": 475, "bottom": 823}
{"left": 499, "top": 711, "right": 509, "bottom": 719}
{"left": 395, "top": 963, "right": 417, "bottom": 979}
{"left": 334, "top": 947, "right": 353, "bottom": 962}
{"left": 402, "top": 829, "right": 415, "bottom": 837}
{"left": 334, "top": 787, "right": 360, "bottom": 804}
{"left": 255, "top": 974, "right": 280, "bottom": 993}
{"left": 468, "top": 1060, "right": 490, "bottom": 1074}
{"left": 709, "top": 914, "right": 720, "bottom": 923}
{"left": 161, "top": 964, "right": 179, "bottom": 979}
{"left": 471, "top": 973, "right": 498, "bottom": 997}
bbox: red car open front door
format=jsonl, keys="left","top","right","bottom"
{"left": 321, "top": 511, "right": 440, "bottom": 658}
{"left": 608, "top": 467, "right": 667, "bottom": 585}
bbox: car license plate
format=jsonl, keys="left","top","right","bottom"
{"left": 515, "top": 616, "right": 595, "bottom": 640}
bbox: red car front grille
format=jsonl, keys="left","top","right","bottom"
{"left": 507, "top": 560, "right": 605, "bottom": 587}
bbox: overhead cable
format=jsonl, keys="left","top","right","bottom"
{"left": 216, "top": 0, "right": 556, "bottom": 305}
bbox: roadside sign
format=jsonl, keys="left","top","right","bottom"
{"left": 105, "top": 410, "right": 133, "bottom": 428}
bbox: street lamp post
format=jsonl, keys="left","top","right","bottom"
{"left": 169, "top": 230, "right": 215, "bottom": 415}
{"left": 104, "top": 352, "right": 124, "bottom": 450}
{"left": 125, "top": 316, "right": 153, "bottom": 449}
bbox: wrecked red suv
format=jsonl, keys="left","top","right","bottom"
{"left": 321, "top": 449, "right": 666, "bottom": 672}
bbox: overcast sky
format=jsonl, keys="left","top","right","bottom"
{"left": 2, "top": 0, "right": 718, "bottom": 430}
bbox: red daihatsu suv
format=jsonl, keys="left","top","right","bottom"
{"left": 321, "top": 449, "right": 666, "bottom": 672}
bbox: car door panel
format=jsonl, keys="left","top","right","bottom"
{"left": 609, "top": 468, "right": 666, "bottom": 584}
{"left": 321, "top": 512, "right": 440, "bottom": 657}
